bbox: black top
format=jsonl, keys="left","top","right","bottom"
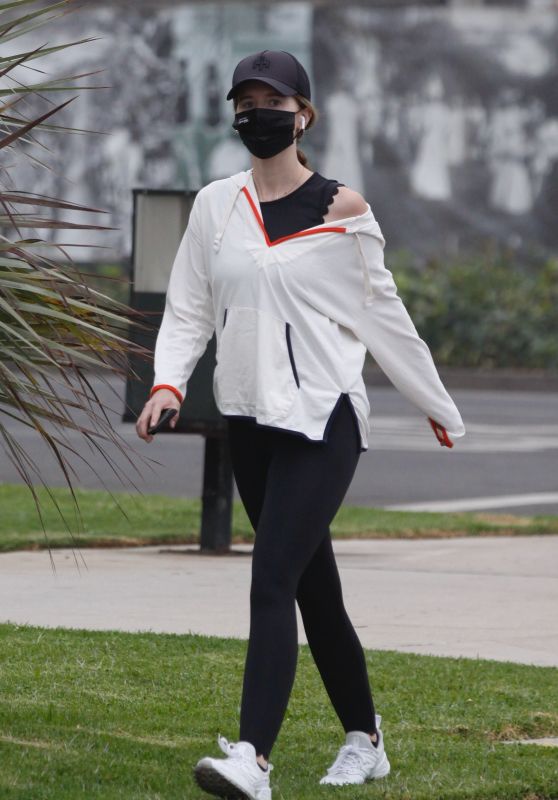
{"left": 259, "top": 171, "right": 345, "bottom": 243}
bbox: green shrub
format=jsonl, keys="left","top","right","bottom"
{"left": 392, "top": 247, "right": 558, "bottom": 370}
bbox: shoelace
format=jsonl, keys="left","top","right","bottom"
{"left": 218, "top": 735, "right": 236, "bottom": 756}
{"left": 327, "top": 744, "right": 371, "bottom": 776}
{"left": 217, "top": 734, "right": 274, "bottom": 772}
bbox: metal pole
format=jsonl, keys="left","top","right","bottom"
{"left": 199, "top": 434, "right": 234, "bottom": 552}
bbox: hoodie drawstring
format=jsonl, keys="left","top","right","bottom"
{"left": 354, "top": 232, "right": 375, "bottom": 307}
{"left": 213, "top": 173, "right": 251, "bottom": 253}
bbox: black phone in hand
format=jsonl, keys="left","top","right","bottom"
{"left": 147, "top": 407, "right": 178, "bottom": 435}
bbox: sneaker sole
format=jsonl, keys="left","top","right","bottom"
{"left": 193, "top": 761, "right": 254, "bottom": 799}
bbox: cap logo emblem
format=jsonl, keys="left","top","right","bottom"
{"left": 252, "top": 54, "right": 271, "bottom": 72}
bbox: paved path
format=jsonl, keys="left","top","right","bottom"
{"left": 2, "top": 535, "right": 557, "bottom": 668}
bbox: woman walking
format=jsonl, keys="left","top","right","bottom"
{"left": 136, "top": 50, "right": 465, "bottom": 800}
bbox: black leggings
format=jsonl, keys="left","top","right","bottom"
{"left": 226, "top": 393, "right": 377, "bottom": 761}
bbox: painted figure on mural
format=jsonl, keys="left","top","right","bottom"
{"left": 487, "top": 88, "right": 534, "bottom": 215}
{"left": 322, "top": 76, "right": 364, "bottom": 195}
{"left": 409, "top": 75, "right": 453, "bottom": 201}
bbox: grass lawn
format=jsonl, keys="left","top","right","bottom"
{"left": 0, "top": 622, "right": 557, "bottom": 799}
{"left": 1, "top": 483, "right": 557, "bottom": 553}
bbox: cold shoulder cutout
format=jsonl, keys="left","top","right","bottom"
{"left": 259, "top": 171, "right": 345, "bottom": 244}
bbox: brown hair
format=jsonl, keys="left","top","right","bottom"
{"left": 233, "top": 93, "right": 319, "bottom": 168}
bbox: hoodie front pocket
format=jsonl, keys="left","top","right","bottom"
{"left": 213, "top": 306, "right": 300, "bottom": 419}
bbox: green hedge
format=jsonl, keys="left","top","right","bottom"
{"left": 392, "top": 248, "right": 558, "bottom": 370}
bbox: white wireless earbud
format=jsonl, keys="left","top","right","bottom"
{"left": 300, "top": 116, "right": 306, "bottom": 130}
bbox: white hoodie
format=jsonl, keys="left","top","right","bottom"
{"left": 152, "top": 168, "right": 466, "bottom": 451}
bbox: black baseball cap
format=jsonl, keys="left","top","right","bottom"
{"left": 226, "top": 50, "right": 311, "bottom": 102}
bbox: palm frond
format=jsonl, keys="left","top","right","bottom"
{"left": 0, "top": 0, "right": 159, "bottom": 572}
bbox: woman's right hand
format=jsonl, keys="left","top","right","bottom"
{"left": 136, "top": 389, "right": 181, "bottom": 443}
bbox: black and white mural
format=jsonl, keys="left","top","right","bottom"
{"left": 6, "top": 2, "right": 558, "bottom": 260}
{"left": 313, "top": 5, "right": 558, "bottom": 257}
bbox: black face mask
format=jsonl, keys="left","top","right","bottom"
{"left": 232, "top": 107, "right": 298, "bottom": 159}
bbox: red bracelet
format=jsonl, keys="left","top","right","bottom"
{"left": 149, "top": 384, "right": 184, "bottom": 404}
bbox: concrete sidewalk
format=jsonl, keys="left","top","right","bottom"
{"left": 2, "top": 535, "right": 557, "bottom": 668}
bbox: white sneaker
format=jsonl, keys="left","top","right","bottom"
{"left": 319, "top": 714, "right": 390, "bottom": 786}
{"left": 193, "top": 733, "right": 274, "bottom": 800}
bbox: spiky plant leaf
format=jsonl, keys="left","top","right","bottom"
{"left": 0, "top": 0, "right": 157, "bottom": 571}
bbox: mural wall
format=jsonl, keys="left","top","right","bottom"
{"left": 313, "top": 5, "right": 558, "bottom": 258}
{"left": 6, "top": 2, "right": 558, "bottom": 261}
